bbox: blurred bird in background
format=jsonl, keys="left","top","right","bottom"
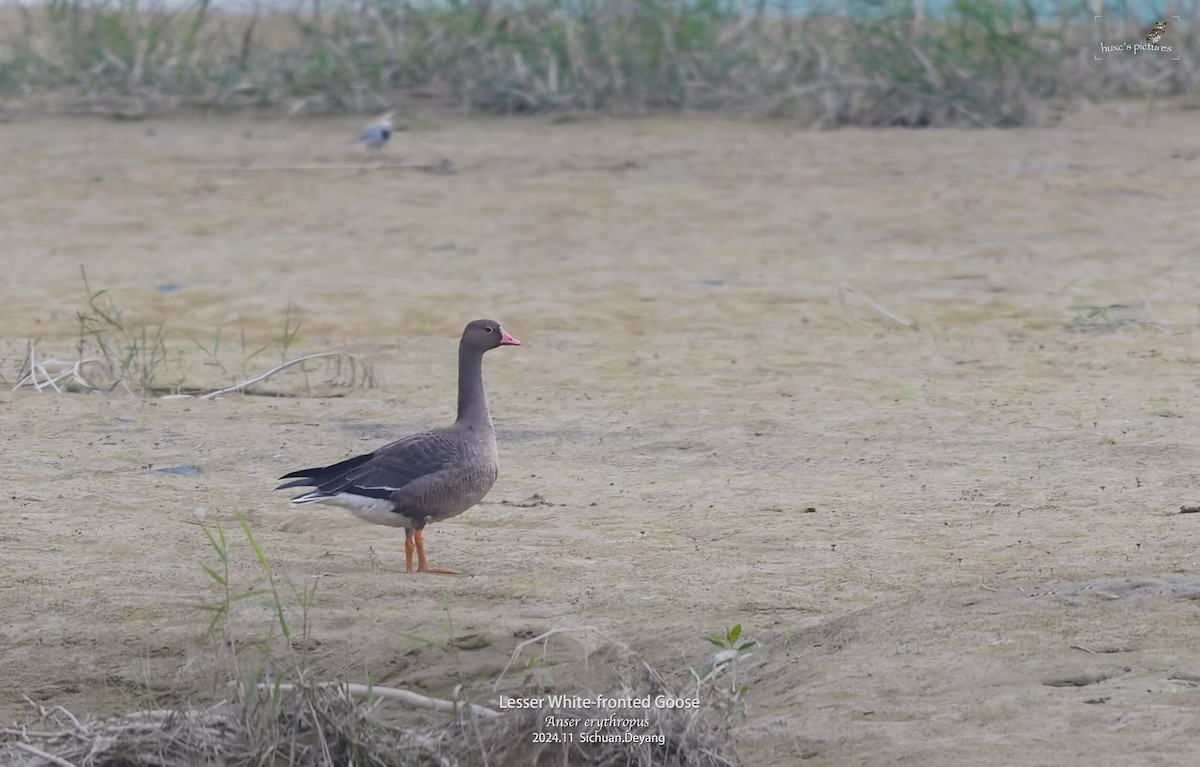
{"left": 358, "top": 113, "right": 394, "bottom": 150}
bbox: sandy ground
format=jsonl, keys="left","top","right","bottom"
{"left": 4, "top": 105, "right": 1200, "bottom": 765}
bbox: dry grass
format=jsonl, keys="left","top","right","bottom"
{"left": 0, "top": 671, "right": 740, "bottom": 766}
{"left": 2, "top": 0, "right": 1198, "bottom": 125}
{"left": 0, "top": 517, "right": 747, "bottom": 765}
{"left": 6, "top": 269, "right": 378, "bottom": 398}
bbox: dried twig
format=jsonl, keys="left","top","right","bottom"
{"left": 11, "top": 341, "right": 102, "bottom": 393}
{"left": 839, "top": 282, "right": 919, "bottom": 330}
{"left": 200, "top": 353, "right": 366, "bottom": 399}
{"left": 12, "top": 742, "right": 77, "bottom": 767}
{"left": 48, "top": 707, "right": 85, "bottom": 735}
{"left": 261, "top": 682, "right": 501, "bottom": 719}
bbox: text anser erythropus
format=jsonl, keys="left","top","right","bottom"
{"left": 276, "top": 319, "right": 520, "bottom": 573}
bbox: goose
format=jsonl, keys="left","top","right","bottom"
{"left": 276, "top": 319, "right": 520, "bottom": 573}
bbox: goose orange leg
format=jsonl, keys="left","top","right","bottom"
{"left": 414, "top": 529, "right": 462, "bottom": 575}
{"left": 405, "top": 530, "right": 416, "bottom": 573}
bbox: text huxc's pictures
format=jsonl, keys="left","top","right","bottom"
{"left": 1097, "top": 17, "right": 1175, "bottom": 56}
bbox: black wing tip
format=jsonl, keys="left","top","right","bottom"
{"left": 278, "top": 466, "right": 322, "bottom": 480}
{"left": 276, "top": 477, "right": 314, "bottom": 490}
{"left": 275, "top": 452, "right": 378, "bottom": 486}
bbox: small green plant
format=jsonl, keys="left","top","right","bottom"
{"left": 183, "top": 302, "right": 376, "bottom": 397}
{"left": 522, "top": 651, "right": 556, "bottom": 692}
{"left": 279, "top": 301, "right": 302, "bottom": 363}
{"left": 187, "top": 320, "right": 271, "bottom": 389}
{"left": 705, "top": 623, "right": 757, "bottom": 659}
{"left": 695, "top": 623, "right": 756, "bottom": 700}
{"left": 1067, "top": 302, "right": 1148, "bottom": 332}
{"left": 77, "top": 266, "right": 171, "bottom": 394}
{"left": 198, "top": 514, "right": 320, "bottom": 693}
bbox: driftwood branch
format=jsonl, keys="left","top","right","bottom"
{"left": 260, "top": 682, "right": 500, "bottom": 719}
{"left": 200, "top": 353, "right": 345, "bottom": 399}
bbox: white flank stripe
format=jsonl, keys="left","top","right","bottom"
{"left": 290, "top": 492, "right": 412, "bottom": 529}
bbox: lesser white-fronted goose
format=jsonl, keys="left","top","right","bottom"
{"left": 276, "top": 319, "right": 520, "bottom": 573}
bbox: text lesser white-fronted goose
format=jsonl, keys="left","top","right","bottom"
{"left": 276, "top": 319, "right": 520, "bottom": 574}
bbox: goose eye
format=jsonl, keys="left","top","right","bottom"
{"left": 484, "top": 326, "right": 494, "bottom": 333}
